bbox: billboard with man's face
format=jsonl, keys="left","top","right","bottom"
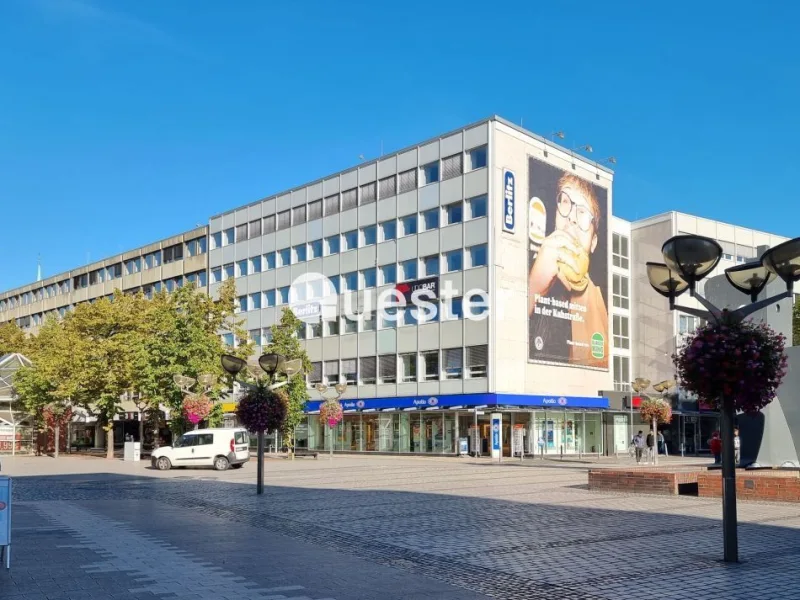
{"left": 527, "top": 157, "right": 609, "bottom": 369}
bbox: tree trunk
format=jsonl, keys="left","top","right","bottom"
{"left": 652, "top": 417, "right": 658, "bottom": 465}
{"left": 138, "top": 418, "right": 144, "bottom": 445}
{"left": 54, "top": 426, "right": 60, "bottom": 459}
{"left": 106, "top": 425, "right": 114, "bottom": 460}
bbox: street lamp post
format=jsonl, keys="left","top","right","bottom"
{"left": 221, "top": 353, "right": 303, "bottom": 495}
{"left": 646, "top": 234, "right": 800, "bottom": 563}
{"left": 315, "top": 383, "right": 348, "bottom": 459}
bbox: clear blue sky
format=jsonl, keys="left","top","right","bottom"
{"left": 2, "top": 0, "right": 798, "bottom": 291}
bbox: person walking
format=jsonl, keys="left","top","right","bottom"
{"left": 709, "top": 431, "right": 722, "bottom": 465}
{"left": 734, "top": 428, "right": 741, "bottom": 466}
{"left": 657, "top": 431, "right": 668, "bottom": 456}
{"left": 632, "top": 431, "right": 645, "bottom": 463}
{"left": 646, "top": 430, "right": 655, "bottom": 463}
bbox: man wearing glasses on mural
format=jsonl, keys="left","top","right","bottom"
{"left": 528, "top": 172, "right": 608, "bottom": 367}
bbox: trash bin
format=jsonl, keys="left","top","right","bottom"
{"left": 0, "top": 475, "right": 11, "bottom": 569}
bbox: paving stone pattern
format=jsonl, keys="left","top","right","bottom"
{"left": 2, "top": 456, "right": 800, "bottom": 599}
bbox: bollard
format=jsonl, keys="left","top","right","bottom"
{"left": 560, "top": 445, "right": 564, "bottom": 460}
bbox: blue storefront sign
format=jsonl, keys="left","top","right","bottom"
{"left": 491, "top": 417, "right": 501, "bottom": 451}
{"left": 305, "top": 392, "right": 609, "bottom": 413}
{"left": 503, "top": 169, "right": 515, "bottom": 234}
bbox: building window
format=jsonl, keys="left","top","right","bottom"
{"left": 308, "top": 199, "right": 323, "bottom": 221}
{"left": 400, "top": 259, "right": 418, "bottom": 282}
{"left": 249, "top": 293, "right": 262, "bottom": 311}
{"left": 262, "top": 326, "right": 273, "bottom": 344}
{"left": 341, "top": 188, "right": 358, "bottom": 211}
{"left": 324, "top": 360, "right": 339, "bottom": 384}
{"left": 108, "top": 263, "right": 122, "bottom": 279}
{"left": 361, "top": 225, "right": 377, "bottom": 247}
{"left": 325, "top": 235, "right": 340, "bottom": 255}
{"left": 380, "top": 263, "right": 397, "bottom": 285}
{"left": 444, "top": 249, "right": 463, "bottom": 273}
{"left": 264, "top": 289, "right": 276, "bottom": 307}
{"left": 468, "top": 244, "right": 488, "bottom": 268}
{"left": 275, "top": 210, "right": 289, "bottom": 231}
{"left": 308, "top": 239, "right": 323, "bottom": 260}
{"left": 613, "top": 314, "right": 630, "bottom": 349}
{"left": 398, "top": 168, "right": 417, "bottom": 193}
{"left": 361, "top": 268, "right": 377, "bottom": 289}
{"left": 441, "top": 153, "right": 463, "bottom": 180}
{"left": 249, "top": 256, "right": 262, "bottom": 273}
{"left": 277, "top": 286, "right": 290, "bottom": 305}
{"left": 236, "top": 259, "right": 248, "bottom": 277}
{"left": 223, "top": 228, "right": 235, "bottom": 246}
{"left": 400, "top": 353, "right": 416, "bottom": 383}
{"left": 249, "top": 219, "right": 262, "bottom": 239}
{"left": 467, "top": 195, "right": 488, "bottom": 219}
{"left": 443, "top": 201, "right": 463, "bottom": 226}
{"left": 222, "top": 333, "right": 235, "bottom": 347}
{"left": 380, "top": 307, "right": 398, "bottom": 329}
{"left": 442, "top": 348, "right": 463, "bottom": 379}
{"left": 235, "top": 224, "right": 248, "bottom": 242}
{"left": 679, "top": 314, "right": 701, "bottom": 334}
{"left": 467, "top": 293, "right": 488, "bottom": 318}
{"left": 613, "top": 274, "right": 630, "bottom": 309}
{"left": 322, "top": 318, "right": 338, "bottom": 337}
{"left": 222, "top": 263, "right": 234, "bottom": 280}
{"left": 237, "top": 296, "right": 247, "bottom": 313}
{"left": 361, "top": 312, "right": 376, "bottom": 332}
{"left": 360, "top": 182, "right": 377, "bottom": 205}
{"left": 293, "top": 244, "right": 307, "bottom": 263}
{"left": 324, "top": 194, "right": 339, "bottom": 215}
{"left": 308, "top": 321, "right": 322, "bottom": 339}
{"left": 421, "top": 351, "right": 439, "bottom": 381}
{"left": 342, "top": 230, "right": 358, "bottom": 251}
{"left": 421, "top": 255, "right": 439, "bottom": 277}
{"left": 401, "top": 305, "right": 417, "bottom": 326}
{"left": 380, "top": 219, "right": 397, "bottom": 241}
{"left": 358, "top": 357, "right": 376, "bottom": 385}
{"left": 341, "top": 315, "right": 358, "bottom": 334}
{"left": 341, "top": 271, "right": 358, "bottom": 292}
{"left": 249, "top": 329, "right": 262, "bottom": 345}
{"left": 292, "top": 205, "right": 306, "bottom": 226}
{"left": 264, "top": 252, "right": 276, "bottom": 270}
{"left": 379, "top": 175, "right": 396, "bottom": 199}
{"left": 263, "top": 215, "right": 276, "bottom": 235}
{"left": 400, "top": 214, "right": 418, "bottom": 237}
{"left": 278, "top": 248, "right": 291, "bottom": 267}
{"left": 308, "top": 362, "right": 323, "bottom": 386}
{"left": 442, "top": 296, "right": 463, "bottom": 320}
{"left": 466, "top": 345, "right": 488, "bottom": 378}
{"left": 467, "top": 145, "right": 488, "bottom": 171}
{"left": 420, "top": 161, "right": 439, "bottom": 185}
{"left": 378, "top": 355, "right": 396, "bottom": 384}
{"left": 613, "top": 355, "right": 630, "bottom": 391}
{"left": 211, "top": 232, "right": 222, "bottom": 250}
{"left": 163, "top": 244, "right": 183, "bottom": 264}
{"left": 421, "top": 208, "right": 439, "bottom": 232}
{"left": 340, "top": 359, "right": 357, "bottom": 385}
{"left": 612, "top": 233, "right": 630, "bottom": 269}
{"left": 186, "top": 237, "right": 207, "bottom": 257}
{"left": 296, "top": 323, "right": 307, "bottom": 340}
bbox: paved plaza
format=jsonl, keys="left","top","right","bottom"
{"left": 1, "top": 454, "right": 799, "bottom": 599}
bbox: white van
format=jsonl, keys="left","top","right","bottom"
{"left": 151, "top": 428, "right": 250, "bottom": 471}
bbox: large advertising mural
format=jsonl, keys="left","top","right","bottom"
{"left": 527, "top": 157, "right": 609, "bottom": 369}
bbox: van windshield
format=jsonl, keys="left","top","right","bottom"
{"left": 174, "top": 434, "right": 196, "bottom": 448}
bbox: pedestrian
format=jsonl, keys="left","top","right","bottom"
{"left": 632, "top": 431, "right": 645, "bottom": 463}
{"left": 734, "top": 428, "right": 741, "bottom": 466}
{"left": 646, "top": 430, "right": 655, "bottom": 462}
{"left": 657, "top": 430, "right": 668, "bottom": 456}
{"left": 709, "top": 431, "right": 722, "bottom": 465}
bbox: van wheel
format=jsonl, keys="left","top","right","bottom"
{"left": 214, "top": 456, "right": 230, "bottom": 471}
{"left": 156, "top": 457, "right": 172, "bottom": 471}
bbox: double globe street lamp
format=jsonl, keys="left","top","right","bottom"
{"left": 221, "top": 353, "right": 303, "bottom": 494}
{"left": 647, "top": 234, "right": 800, "bottom": 562}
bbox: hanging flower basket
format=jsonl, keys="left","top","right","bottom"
{"left": 236, "top": 384, "right": 288, "bottom": 433}
{"left": 319, "top": 398, "right": 343, "bottom": 428}
{"left": 183, "top": 395, "right": 212, "bottom": 425}
{"left": 674, "top": 318, "right": 788, "bottom": 413}
{"left": 639, "top": 397, "right": 672, "bottom": 424}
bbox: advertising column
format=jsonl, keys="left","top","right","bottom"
{"left": 490, "top": 413, "right": 502, "bottom": 461}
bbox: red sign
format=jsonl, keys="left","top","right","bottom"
{"left": 0, "top": 502, "right": 6, "bottom": 511}
{"left": 626, "top": 396, "right": 643, "bottom": 408}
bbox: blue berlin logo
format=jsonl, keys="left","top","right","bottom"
{"left": 491, "top": 419, "right": 500, "bottom": 451}
{"left": 503, "top": 169, "right": 515, "bottom": 233}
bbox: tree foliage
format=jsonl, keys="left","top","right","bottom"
{"left": 0, "top": 322, "right": 28, "bottom": 356}
{"left": 263, "top": 308, "right": 310, "bottom": 453}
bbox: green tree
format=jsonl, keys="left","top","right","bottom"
{"left": 0, "top": 322, "right": 28, "bottom": 355}
{"left": 129, "top": 279, "right": 251, "bottom": 445}
{"left": 263, "top": 308, "right": 310, "bottom": 455}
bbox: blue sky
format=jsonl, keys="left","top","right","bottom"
{"left": 1, "top": 0, "right": 799, "bottom": 291}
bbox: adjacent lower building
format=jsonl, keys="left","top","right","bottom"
{"left": 0, "top": 115, "right": 791, "bottom": 456}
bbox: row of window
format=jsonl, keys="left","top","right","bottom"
{"left": 0, "top": 237, "right": 207, "bottom": 311}
{"left": 612, "top": 274, "right": 630, "bottom": 310}
{"left": 8, "top": 271, "right": 208, "bottom": 328}
{"left": 211, "top": 149, "right": 488, "bottom": 250}
{"left": 612, "top": 233, "right": 630, "bottom": 270}
{"left": 304, "top": 346, "right": 489, "bottom": 387}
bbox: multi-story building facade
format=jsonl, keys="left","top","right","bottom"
{"left": 0, "top": 116, "right": 790, "bottom": 457}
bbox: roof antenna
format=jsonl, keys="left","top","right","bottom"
{"left": 37, "top": 255, "right": 42, "bottom": 282}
